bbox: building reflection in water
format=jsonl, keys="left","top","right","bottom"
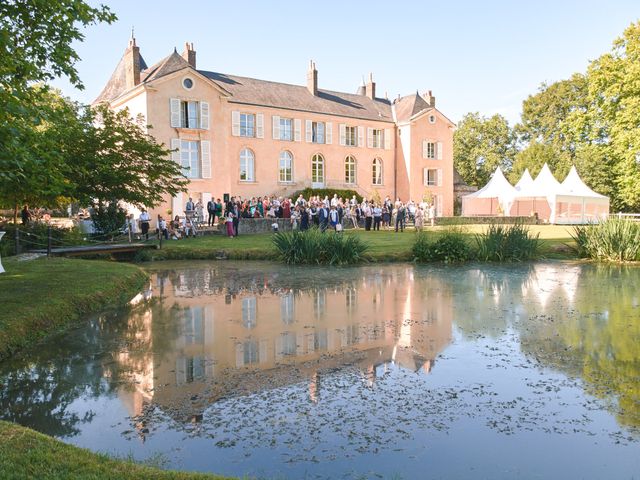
{"left": 117, "top": 266, "right": 454, "bottom": 427}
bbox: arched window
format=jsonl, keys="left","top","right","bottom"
{"left": 239, "top": 148, "right": 255, "bottom": 181}
{"left": 311, "top": 154, "right": 325, "bottom": 185}
{"left": 372, "top": 158, "right": 383, "bottom": 185}
{"left": 279, "top": 151, "right": 293, "bottom": 183}
{"left": 344, "top": 155, "right": 356, "bottom": 184}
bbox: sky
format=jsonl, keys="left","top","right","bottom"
{"left": 51, "top": 0, "right": 640, "bottom": 125}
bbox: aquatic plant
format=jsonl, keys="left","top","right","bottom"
{"left": 572, "top": 217, "right": 640, "bottom": 262}
{"left": 272, "top": 228, "right": 369, "bottom": 265}
{"left": 475, "top": 222, "right": 540, "bottom": 261}
{"left": 412, "top": 229, "right": 471, "bottom": 263}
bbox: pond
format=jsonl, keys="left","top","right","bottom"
{"left": 1, "top": 261, "right": 639, "bottom": 479}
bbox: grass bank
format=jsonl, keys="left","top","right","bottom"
{"left": 0, "top": 421, "right": 227, "bottom": 480}
{"left": 151, "top": 225, "right": 576, "bottom": 262}
{"left": 0, "top": 257, "right": 147, "bottom": 361}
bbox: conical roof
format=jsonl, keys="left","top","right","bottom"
{"left": 560, "top": 166, "right": 607, "bottom": 198}
{"left": 514, "top": 169, "right": 534, "bottom": 192}
{"left": 463, "top": 167, "right": 515, "bottom": 199}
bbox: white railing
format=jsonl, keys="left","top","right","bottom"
{"left": 617, "top": 213, "right": 640, "bottom": 221}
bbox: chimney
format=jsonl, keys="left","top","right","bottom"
{"left": 124, "top": 35, "right": 141, "bottom": 88}
{"left": 307, "top": 60, "right": 318, "bottom": 96}
{"left": 423, "top": 90, "right": 436, "bottom": 107}
{"left": 182, "top": 42, "right": 196, "bottom": 69}
{"left": 365, "top": 72, "right": 376, "bottom": 100}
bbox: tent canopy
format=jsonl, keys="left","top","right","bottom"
{"left": 461, "top": 167, "right": 514, "bottom": 216}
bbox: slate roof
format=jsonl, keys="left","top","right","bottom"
{"left": 393, "top": 92, "right": 432, "bottom": 123}
{"left": 95, "top": 47, "right": 394, "bottom": 122}
{"left": 199, "top": 70, "right": 393, "bottom": 122}
{"left": 94, "top": 51, "right": 148, "bottom": 104}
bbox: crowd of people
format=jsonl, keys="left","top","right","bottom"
{"left": 172, "top": 193, "right": 439, "bottom": 238}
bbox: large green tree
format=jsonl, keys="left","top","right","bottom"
{"left": 453, "top": 112, "right": 517, "bottom": 187}
{"left": 588, "top": 22, "right": 640, "bottom": 211}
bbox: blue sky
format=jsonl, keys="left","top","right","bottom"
{"left": 52, "top": 0, "right": 640, "bottom": 125}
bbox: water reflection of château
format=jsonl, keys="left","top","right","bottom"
{"left": 117, "top": 265, "right": 454, "bottom": 425}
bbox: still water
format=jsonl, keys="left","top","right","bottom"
{"left": 1, "top": 261, "right": 639, "bottom": 479}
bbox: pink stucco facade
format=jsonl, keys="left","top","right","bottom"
{"left": 98, "top": 40, "right": 455, "bottom": 217}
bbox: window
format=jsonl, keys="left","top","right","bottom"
{"left": 240, "top": 113, "right": 255, "bottom": 137}
{"left": 372, "top": 129, "right": 383, "bottom": 148}
{"left": 181, "top": 140, "right": 200, "bottom": 178}
{"left": 425, "top": 168, "right": 438, "bottom": 186}
{"left": 181, "top": 101, "right": 199, "bottom": 128}
{"left": 281, "top": 293, "right": 294, "bottom": 325}
{"left": 429, "top": 115, "right": 436, "bottom": 124}
{"left": 426, "top": 142, "right": 436, "bottom": 159}
{"left": 280, "top": 117, "right": 293, "bottom": 141}
{"left": 183, "top": 307, "right": 204, "bottom": 345}
{"left": 243, "top": 340, "right": 259, "bottom": 365}
{"left": 344, "top": 155, "right": 356, "bottom": 184}
{"left": 279, "top": 151, "right": 293, "bottom": 183}
{"left": 312, "top": 154, "right": 324, "bottom": 184}
{"left": 345, "top": 126, "right": 357, "bottom": 146}
{"left": 240, "top": 148, "right": 255, "bottom": 182}
{"left": 372, "top": 158, "right": 383, "bottom": 185}
{"left": 312, "top": 121, "right": 325, "bottom": 143}
{"left": 242, "top": 297, "right": 257, "bottom": 328}
{"left": 182, "top": 78, "right": 194, "bottom": 90}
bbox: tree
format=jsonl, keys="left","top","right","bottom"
{"left": 588, "top": 21, "right": 640, "bottom": 211}
{"left": 509, "top": 142, "right": 567, "bottom": 184}
{"left": 453, "top": 113, "right": 516, "bottom": 188}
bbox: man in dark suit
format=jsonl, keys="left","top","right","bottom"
{"left": 207, "top": 198, "right": 216, "bottom": 226}
{"left": 318, "top": 204, "right": 329, "bottom": 232}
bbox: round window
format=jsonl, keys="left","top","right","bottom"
{"left": 182, "top": 78, "right": 194, "bottom": 90}
{"left": 429, "top": 115, "right": 436, "bottom": 124}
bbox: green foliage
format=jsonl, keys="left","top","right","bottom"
{"left": 413, "top": 229, "right": 471, "bottom": 263}
{"left": 272, "top": 228, "right": 369, "bottom": 265}
{"left": 475, "top": 223, "right": 540, "bottom": 261}
{"left": 572, "top": 217, "right": 640, "bottom": 262}
{"left": 291, "top": 188, "right": 363, "bottom": 202}
{"left": 453, "top": 112, "right": 517, "bottom": 188}
{"left": 90, "top": 202, "right": 128, "bottom": 236}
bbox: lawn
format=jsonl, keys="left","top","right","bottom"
{"left": 0, "top": 256, "right": 147, "bottom": 361}
{"left": 0, "top": 421, "right": 228, "bottom": 480}
{"left": 154, "top": 224, "right": 576, "bottom": 261}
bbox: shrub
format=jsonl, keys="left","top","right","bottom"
{"left": 572, "top": 218, "right": 640, "bottom": 262}
{"left": 413, "top": 229, "right": 471, "bottom": 263}
{"left": 475, "top": 222, "right": 540, "bottom": 262}
{"left": 291, "top": 188, "right": 363, "bottom": 203}
{"left": 272, "top": 228, "right": 369, "bottom": 265}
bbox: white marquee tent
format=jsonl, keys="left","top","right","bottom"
{"left": 508, "top": 163, "right": 561, "bottom": 221}
{"left": 461, "top": 167, "right": 515, "bottom": 216}
{"left": 552, "top": 166, "right": 610, "bottom": 224}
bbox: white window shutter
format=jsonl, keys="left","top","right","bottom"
{"left": 384, "top": 129, "right": 391, "bottom": 150}
{"left": 437, "top": 142, "right": 443, "bottom": 160}
{"left": 305, "top": 120, "right": 312, "bottom": 142}
{"left": 170, "top": 98, "right": 181, "bottom": 127}
{"left": 357, "top": 126, "right": 364, "bottom": 147}
{"left": 231, "top": 111, "right": 240, "bottom": 136}
{"left": 272, "top": 115, "right": 280, "bottom": 140}
{"left": 200, "top": 102, "right": 210, "bottom": 130}
{"left": 367, "top": 128, "right": 373, "bottom": 148}
{"left": 437, "top": 194, "right": 443, "bottom": 217}
{"left": 256, "top": 113, "right": 264, "bottom": 138}
{"left": 423, "top": 168, "right": 428, "bottom": 186}
{"left": 326, "top": 122, "right": 333, "bottom": 144}
{"left": 235, "top": 343, "right": 244, "bottom": 368}
{"left": 294, "top": 118, "right": 301, "bottom": 142}
{"left": 339, "top": 124, "right": 346, "bottom": 146}
{"left": 201, "top": 140, "right": 211, "bottom": 178}
{"left": 422, "top": 140, "right": 428, "bottom": 159}
{"left": 437, "top": 168, "right": 443, "bottom": 187}
{"left": 171, "top": 138, "right": 181, "bottom": 164}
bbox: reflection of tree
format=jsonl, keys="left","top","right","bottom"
{"left": 444, "top": 264, "right": 534, "bottom": 338}
{"left": 521, "top": 265, "right": 640, "bottom": 429}
{"left": 0, "top": 307, "right": 156, "bottom": 438}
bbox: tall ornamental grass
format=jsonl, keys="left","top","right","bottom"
{"left": 475, "top": 223, "right": 540, "bottom": 262}
{"left": 572, "top": 217, "right": 640, "bottom": 262}
{"left": 272, "top": 228, "right": 369, "bottom": 265}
